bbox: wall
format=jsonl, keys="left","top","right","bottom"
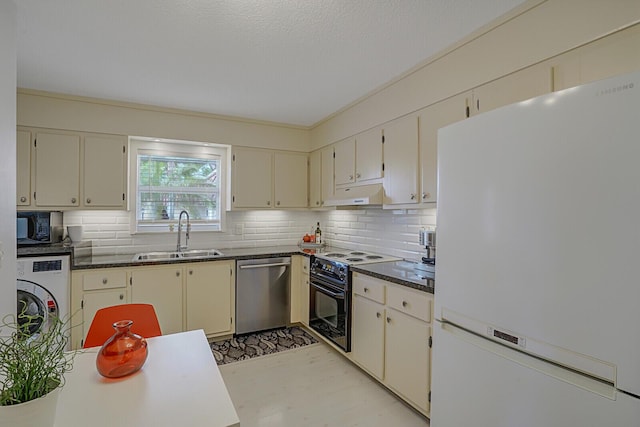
{"left": 63, "top": 208, "right": 436, "bottom": 261}
{"left": 310, "top": 0, "right": 640, "bottom": 148}
{"left": 0, "top": 0, "right": 16, "bottom": 320}
{"left": 17, "top": 91, "right": 310, "bottom": 152}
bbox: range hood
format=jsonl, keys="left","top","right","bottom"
{"left": 324, "top": 184, "right": 384, "bottom": 207}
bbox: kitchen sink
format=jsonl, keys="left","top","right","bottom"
{"left": 132, "top": 249, "right": 224, "bottom": 262}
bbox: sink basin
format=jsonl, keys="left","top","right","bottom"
{"left": 132, "top": 249, "right": 224, "bottom": 262}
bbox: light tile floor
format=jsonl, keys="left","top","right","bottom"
{"left": 219, "top": 342, "right": 429, "bottom": 427}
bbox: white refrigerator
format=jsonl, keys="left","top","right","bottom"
{"left": 431, "top": 71, "right": 640, "bottom": 426}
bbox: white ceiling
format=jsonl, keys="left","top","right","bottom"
{"left": 16, "top": 0, "right": 526, "bottom": 127}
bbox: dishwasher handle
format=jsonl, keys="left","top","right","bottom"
{"left": 238, "top": 261, "right": 291, "bottom": 270}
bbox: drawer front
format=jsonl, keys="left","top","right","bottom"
{"left": 386, "top": 284, "right": 431, "bottom": 322}
{"left": 83, "top": 270, "right": 127, "bottom": 291}
{"left": 352, "top": 273, "right": 385, "bottom": 304}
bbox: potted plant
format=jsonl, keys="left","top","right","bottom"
{"left": 0, "top": 308, "right": 74, "bottom": 427}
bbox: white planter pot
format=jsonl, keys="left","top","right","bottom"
{"left": 0, "top": 387, "right": 60, "bottom": 427}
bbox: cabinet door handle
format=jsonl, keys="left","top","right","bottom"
{"left": 376, "top": 312, "right": 381, "bottom": 318}
{"left": 71, "top": 197, "right": 77, "bottom": 204}
{"left": 102, "top": 278, "right": 108, "bottom": 285}
{"left": 410, "top": 193, "right": 416, "bottom": 200}
{"left": 402, "top": 301, "right": 408, "bottom": 308}
{"left": 422, "top": 192, "right": 430, "bottom": 200}
{"left": 349, "top": 175, "right": 354, "bottom": 181}
{"left": 20, "top": 196, "right": 26, "bottom": 203}
{"left": 276, "top": 201, "right": 280, "bottom": 206}
{"left": 465, "top": 106, "right": 470, "bottom": 118}
{"left": 316, "top": 201, "right": 320, "bottom": 205}
{"left": 189, "top": 270, "right": 193, "bottom": 275}
{"left": 364, "top": 287, "right": 369, "bottom": 293}
{"left": 386, "top": 317, "right": 391, "bottom": 323}
{"left": 267, "top": 201, "right": 271, "bottom": 206}
{"left": 86, "top": 198, "right": 91, "bottom": 204}
{"left": 355, "top": 173, "right": 361, "bottom": 179}
{"left": 176, "top": 271, "right": 181, "bottom": 277}
{"left": 119, "top": 294, "right": 124, "bottom": 300}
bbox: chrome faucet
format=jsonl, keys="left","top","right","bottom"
{"left": 177, "top": 210, "right": 190, "bottom": 252}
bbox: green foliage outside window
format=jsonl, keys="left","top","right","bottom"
{"left": 137, "top": 154, "right": 220, "bottom": 222}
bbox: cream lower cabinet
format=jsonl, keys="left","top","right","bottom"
{"left": 185, "top": 261, "right": 234, "bottom": 336}
{"left": 351, "top": 272, "right": 433, "bottom": 416}
{"left": 72, "top": 268, "right": 129, "bottom": 349}
{"left": 352, "top": 294, "right": 385, "bottom": 380}
{"left": 72, "top": 260, "right": 235, "bottom": 349}
{"left": 130, "top": 265, "right": 184, "bottom": 335}
{"left": 290, "top": 255, "right": 310, "bottom": 325}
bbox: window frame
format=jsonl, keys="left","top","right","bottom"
{"left": 128, "top": 138, "right": 229, "bottom": 235}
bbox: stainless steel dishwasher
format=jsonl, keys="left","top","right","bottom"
{"left": 236, "top": 257, "right": 291, "bottom": 334}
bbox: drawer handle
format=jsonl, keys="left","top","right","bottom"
{"left": 102, "top": 278, "right": 108, "bottom": 285}
{"left": 119, "top": 294, "right": 124, "bottom": 300}
{"left": 402, "top": 301, "right": 408, "bottom": 308}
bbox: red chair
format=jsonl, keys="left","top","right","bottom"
{"left": 83, "top": 303, "right": 162, "bottom": 348}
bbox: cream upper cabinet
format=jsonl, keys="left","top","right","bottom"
{"left": 232, "top": 147, "right": 308, "bottom": 209}
{"left": 334, "top": 137, "right": 356, "bottom": 185}
{"left": 418, "top": 93, "right": 468, "bottom": 205}
{"left": 130, "top": 266, "right": 184, "bottom": 335}
{"left": 16, "top": 130, "right": 32, "bottom": 206}
{"left": 83, "top": 135, "right": 126, "bottom": 208}
{"left": 185, "top": 261, "right": 234, "bottom": 337}
{"left": 274, "top": 152, "right": 308, "bottom": 208}
{"left": 355, "top": 127, "right": 383, "bottom": 182}
{"left": 471, "top": 61, "right": 553, "bottom": 116}
{"left": 19, "top": 128, "right": 127, "bottom": 210}
{"left": 34, "top": 132, "right": 81, "bottom": 207}
{"left": 552, "top": 23, "right": 640, "bottom": 91}
{"left": 309, "top": 149, "right": 322, "bottom": 208}
{"left": 320, "top": 145, "right": 334, "bottom": 206}
{"left": 334, "top": 127, "right": 383, "bottom": 187}
{"left": 232, "top": 147, "right": 272, "bottom": 208}
{"left": 383, "top": 115, "right": 419, "bottom": 205}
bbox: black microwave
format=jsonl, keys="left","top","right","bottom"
{"left": 17, "top": 211, "right": 63, "bottom": 246}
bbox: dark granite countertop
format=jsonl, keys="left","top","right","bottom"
{"left": 17, "top": 244, "right": 73, "bottom": 258}
{"left": 71, "top": 245, "right": 314, "bottom": 270}
{"left": 351, "top": 260, "right": 435, "bottom": 294}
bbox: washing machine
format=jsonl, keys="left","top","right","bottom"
{"left": 16, "top": 255, "right": 70, "bottom": 347}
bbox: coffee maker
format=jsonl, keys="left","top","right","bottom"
{"left": 419, "top": 228, "right": 436, "bottom": 265}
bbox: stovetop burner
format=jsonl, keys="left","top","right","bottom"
{"left": 315, "top": 248, "right": 401, "bottom": 265}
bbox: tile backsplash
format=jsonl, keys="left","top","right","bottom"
{"left": 63, "top": 207, "right": 436, "bottom": 260}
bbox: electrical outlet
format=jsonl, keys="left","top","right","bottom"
{"left": 234, "top": 224, "right": 244, "bottom": 235}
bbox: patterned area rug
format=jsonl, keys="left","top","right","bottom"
{"left": 210, "top": 326, "right": 318, "bottom": 365}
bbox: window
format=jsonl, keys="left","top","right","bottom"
{"left": 129, "top": 139, "right": 228, "bottom": 233}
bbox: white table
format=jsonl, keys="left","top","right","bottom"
{"left": 55, "top": 330, "right": 240, "bottom": 427}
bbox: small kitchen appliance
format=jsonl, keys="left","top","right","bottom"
{"left": 17, "top": 211, "right": 63, "bottom": 246}
{"left": 419, "top": 228, "right": 436, "bottom": 265}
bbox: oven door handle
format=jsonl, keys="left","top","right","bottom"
{"left": 310, "top": 281, "right": 345, "bottom": 299}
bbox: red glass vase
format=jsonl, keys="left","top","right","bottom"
{"left": 96, "top": 320, "right": 148, "bottom": 378}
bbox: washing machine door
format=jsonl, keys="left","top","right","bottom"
{"left": 16, "top": 279, "right": 59, "bottom": 338}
